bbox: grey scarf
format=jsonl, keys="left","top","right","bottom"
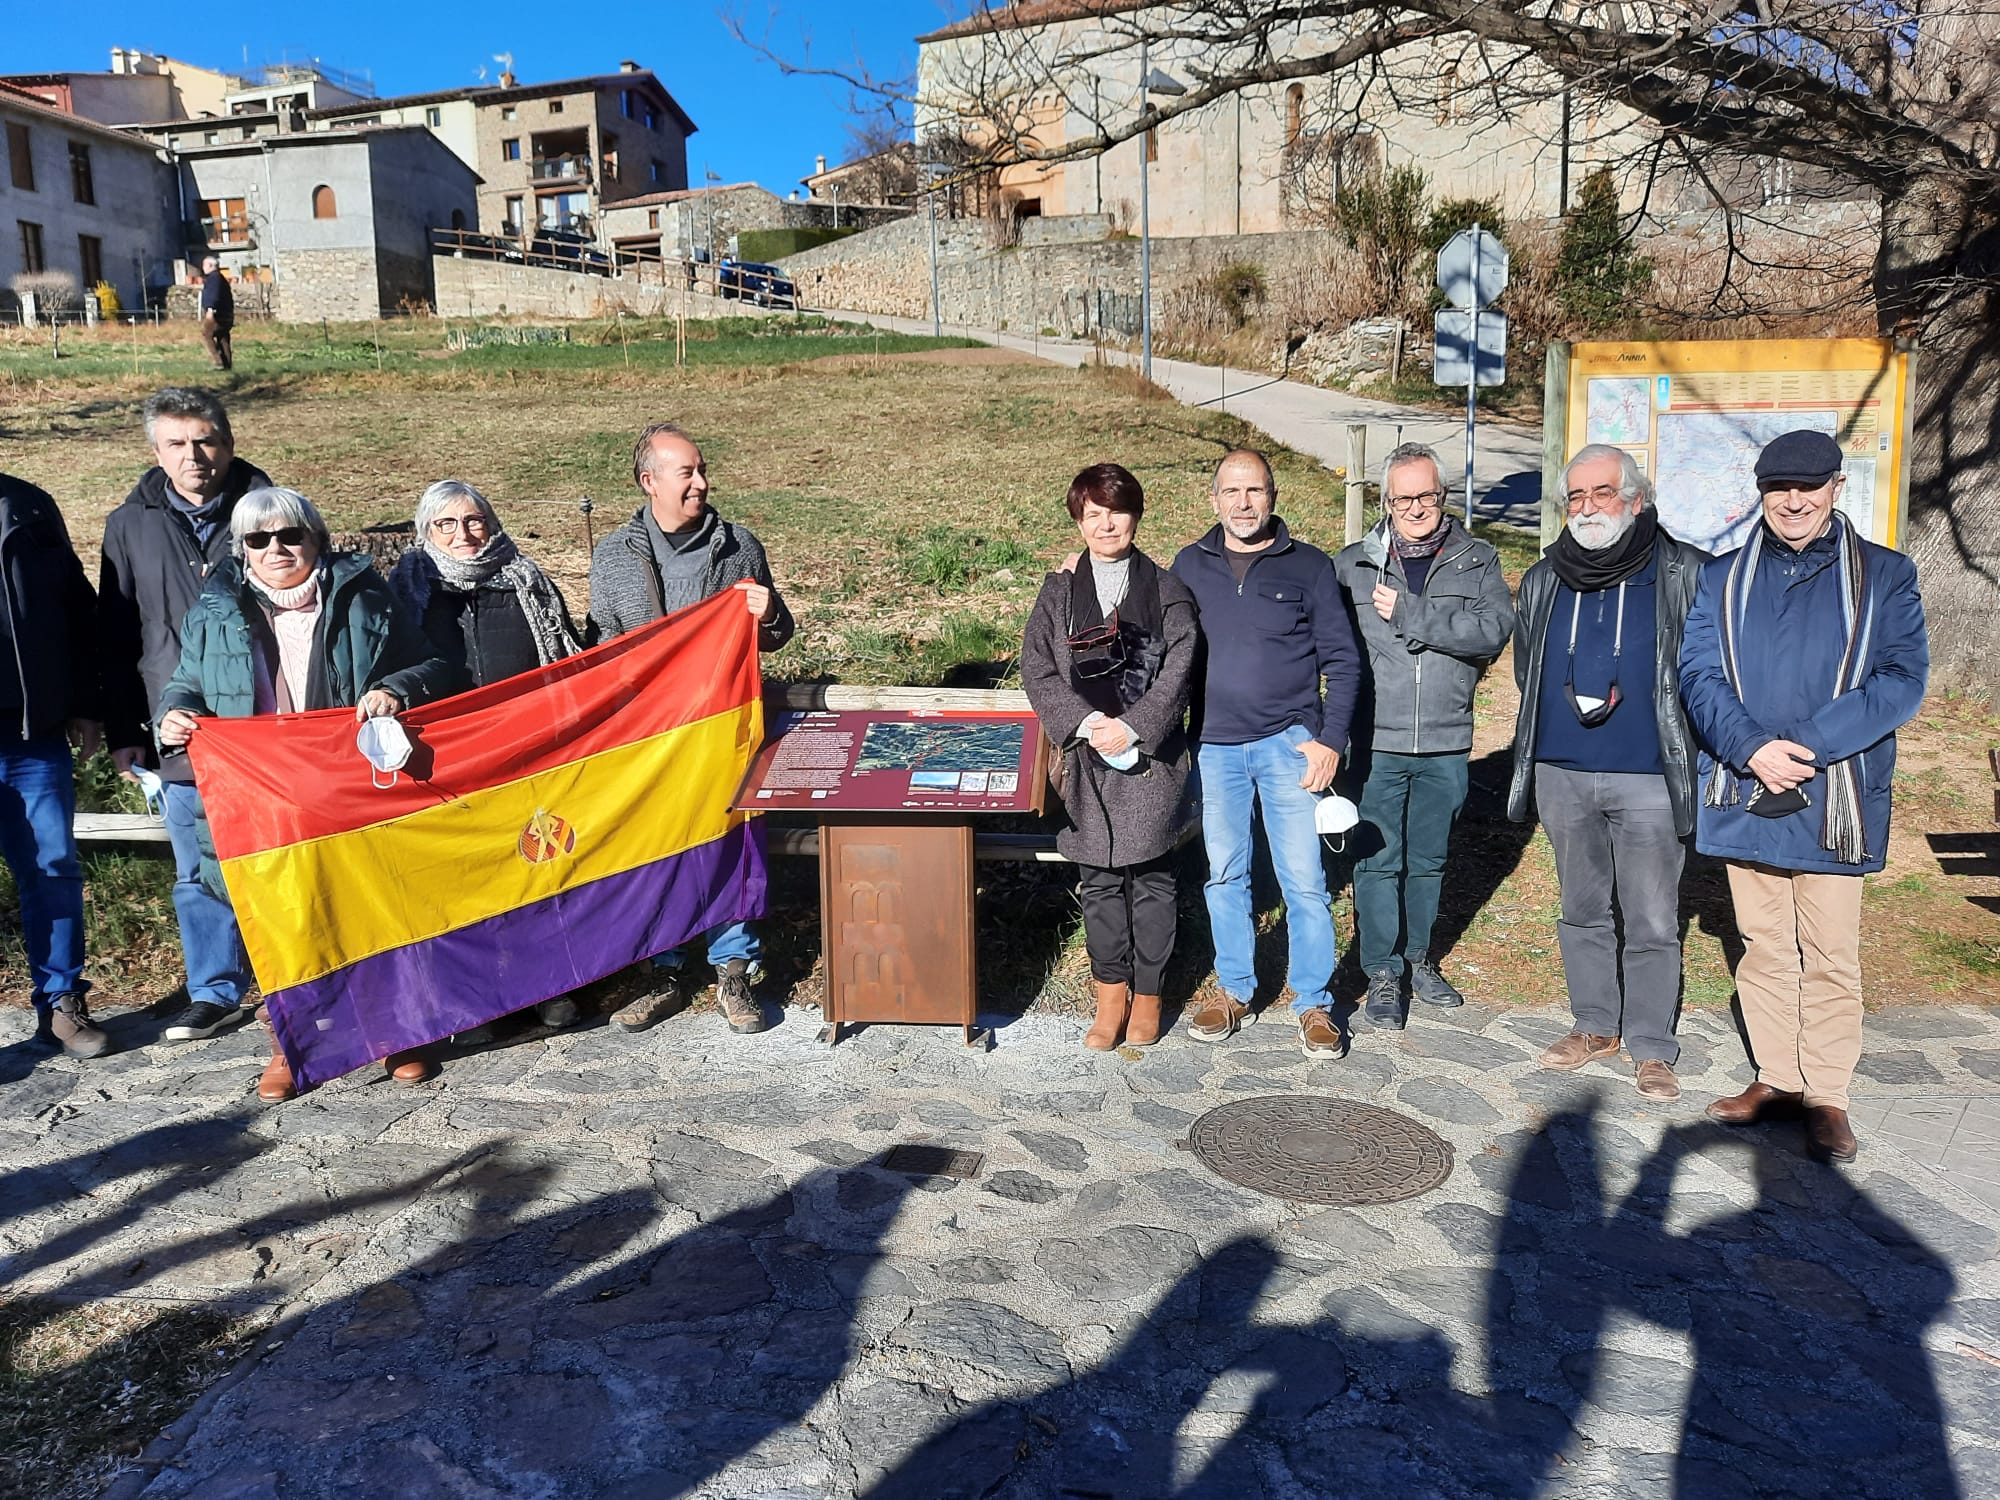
{"left": 421, "top": 532, "right": 582, "bottom": 668}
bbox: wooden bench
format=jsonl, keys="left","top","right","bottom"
{"left": 73, "top": 683, "right": 1082, "bottom": 863}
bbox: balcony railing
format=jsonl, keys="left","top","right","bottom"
{"left": 188, "top": 216, "right": 255, "bottom": 249}
{"left": 529, "top": 154, "right": 591, "bottom": 184}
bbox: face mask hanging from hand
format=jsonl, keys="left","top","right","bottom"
{"left": 356, "top": 716, "right": 413, "bottom": 789}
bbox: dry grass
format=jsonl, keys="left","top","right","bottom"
{"left": 0, "top": 1297, "right": 265, "bottom": 1500}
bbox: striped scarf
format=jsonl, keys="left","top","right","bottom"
{"left": 1702, "top": 514, "right": 1874, "bottom": 864}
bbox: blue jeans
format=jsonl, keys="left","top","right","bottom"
{"left": 1197, "top": 725, "right": 1336, "bottom": 1015}
{"left": 160, "top": 780, "right": 251, "bottom": 1005}
{"left": 0, "top": 738, "right": 86, "bottom": 1012}
{"left": 653, "top": 920, "right": 761, "bottom": 974}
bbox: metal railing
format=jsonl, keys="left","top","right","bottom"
{"left": 187, "top": 215, "right": 255, "bottom": 249}
{"left": 530, "top": 155, "right": 591, "bottom": 184}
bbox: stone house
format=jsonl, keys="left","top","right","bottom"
{"left": 0, "top": 49, "right": 248, "bottom": 127}
{"left": 171, "top": 126, "right": 477, "bottom": 321}
{"left": 311, "top": 63, "right": 696, "bottom": 246}
{"left": 600, "top": 182, "right": 907, "bottom": 265}
{"left": 0, "top": 83, "right": 176, "bottom": 310}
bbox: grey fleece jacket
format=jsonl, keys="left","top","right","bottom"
{"left": 1332, "top": 517, "right": 1514, "bottom": 755}
{"left": 586, "top": 504, "right": 795, "bottom": 649}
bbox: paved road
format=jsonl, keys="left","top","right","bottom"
{"left": 6, "top": 992, "right": 1995, "bottom": 1499}
{"left": 828, "top": 310, "right": 1549, "bottom": 531}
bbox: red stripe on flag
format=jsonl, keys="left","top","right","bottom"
{"left": 188, "top": 588, "right": 760, "bottom": 859}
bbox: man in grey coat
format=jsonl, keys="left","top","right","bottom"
{"left": 1334, "top": 442, "right": 1514, "bottom": 1029}
{"left": 589, "top": 423, "right": 794, "bottom": 1038}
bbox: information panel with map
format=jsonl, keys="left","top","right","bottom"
{"left": 734, "top": 709, "right": 1047, "bottom": 814}
{"left": 1561, "top": 338, "right": 1914, "bottom": 555}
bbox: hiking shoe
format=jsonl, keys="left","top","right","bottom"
{"left": 1409, "top": 961, "right": 1466, "bottom": 1009}
{"left": 715, "top": 959, "right": 768, "bottom": 1035}
{"left": 535, "top": 996, "right": 581, "bottom": 1030}
{"left": 1539, "top": 1031, "right": 1620, "bottom": 1071}
{"left": 1297, "top": 1008, "right": 1344, "bottom": 1058}
{"left": 1185, "top": 995, "right": 1254, "bottom": 1043}
{"left": 1634, "top": 1059, "right": 1681, "bottom": 1102}
{"left": 44, "top": 995, "right": 110, "bottom": 1059}
{"left": 163, "top": 1000, "right": 245, "bottom": 1042}
{"left": 614, "top": 970, "right": 686, "bottom": 1033}
{"left": 1363, "top": 967, "right": 1406, "bottom": 1030}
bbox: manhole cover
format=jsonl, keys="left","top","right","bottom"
{"left": 1187, "top": 1095, "right": 1453, "bottom": 1206}
{"left": 881, "top": 1144, "right": 984, "bottom": 1181}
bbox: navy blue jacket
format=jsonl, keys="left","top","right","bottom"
{"left": 1678, "top": 519, "right": 1927, "bottom": 875}
{"left": 0, "top": 474, "right": 99, "bottom": 741}
{"left": 1170, "top": 519, "right": 1360, "bottom": 752}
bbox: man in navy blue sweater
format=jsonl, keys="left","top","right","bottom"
{"left": 1171, "top": 450, "right": 1360, "bottom": 1055}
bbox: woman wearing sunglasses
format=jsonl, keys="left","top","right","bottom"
{"left": 155, "top": 486, "right": 451, "bottom": 1102}
{"left": 1022, "top": 463, "right": 1199, "bottom": 1050}
{"left": 390, "top": 478, "right": 585, "bottom": 1043}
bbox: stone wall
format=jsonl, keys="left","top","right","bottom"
{"left": 430, "top": 256, "right": 766, "bottom": 320}
{"left": 277, "top": 248, "right": 380, "bottom": 323}
{"left": 780, "top": 212, "right": 1339, "bottom": 335}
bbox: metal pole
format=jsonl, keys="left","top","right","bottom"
{"left": 1139, "top": 37, "right": 1152, "bottom": 383}
{"left": 928, "top": 177, "right": 941, "bottom": 338}
{"left": 1465, "top": 306, "right": 1479, "bottom": 529}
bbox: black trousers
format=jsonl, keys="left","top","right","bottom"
{"left": 1077, "top": 854, "right": 1178, "bottom": 995}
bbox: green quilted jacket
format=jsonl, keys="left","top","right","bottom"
{"left": 158, "top": 552, "right": 451, "bottom": 895}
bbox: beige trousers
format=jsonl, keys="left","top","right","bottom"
{"left": 1724, "top": 861, "right": 1866, "bottom": 1109}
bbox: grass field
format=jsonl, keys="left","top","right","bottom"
{"left": 2, "top": 312, "right": 1996, "bottom": 1014}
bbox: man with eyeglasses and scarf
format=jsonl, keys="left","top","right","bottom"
{"left": 1508, "top": 444, "right": 1707, "bottom": 1101}
{"left": 1334, "top": 442, "right": 1513, "bottom": 1030}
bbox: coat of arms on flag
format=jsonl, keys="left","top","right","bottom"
{"left": 187, "top": 591, "right": 767, "bottom": 1091}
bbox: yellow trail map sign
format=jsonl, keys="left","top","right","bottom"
{"left": 1557, "top": 338, "right": 1915, "bottom": 553}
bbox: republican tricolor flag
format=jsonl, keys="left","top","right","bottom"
{"left": 186, "top": 590, "right": 767, "bottom": 1090}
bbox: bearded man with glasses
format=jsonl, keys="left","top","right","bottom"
{"left": 1334, "top": 442, "right": 1513, "bottom": 1030}
{"left": 1507, "top": 444, "right": 1708, "bottom": 1101}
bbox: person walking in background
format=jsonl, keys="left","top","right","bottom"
{"left": 589, "top": 422, "right": 793, "bottom": 1038}
{"left": 1680, "top": 430, "right": 1928, "bottom": 1162}
{"left": 100, "top": 388, "right": 271, "bottom": 1045}
{"left": 1171, "top": 449, "right": 1360, "bottom": 1057}
{"left": 391, "top": 478, "right": 586, "bottom": 1040}
{"left": 156, "top": 487, "right": 451, "bottom": 1102}
{"left": 1334, "top": 442, "right": 1514, "bottom": 1030}
{"left": 1, "top": 472, "right": 107, "bottom": 1060}
{"left": 1509, "top": 445, "right": 1706, "bottom": 1101}
{"left": 198, "top": 256, "right": 234, "bottom": 371}
{"left": 1022, "top": 464, "right": 1198, "bottom": 1051}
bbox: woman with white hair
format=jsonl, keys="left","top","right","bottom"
{"left": 156, "top": 486, "right": 451, "bottom": 1102}
{"left": 390, "top": 479, "right": 584, "bottom": 1042}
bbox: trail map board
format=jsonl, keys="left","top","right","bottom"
{"left": 737, "top": 709, "right": 1046, "bottom": 815}
{"left": 1558, "top": 338, "right": 1915, "bottom": 554}
{"left": 735, "top": 708, "right": 1049, "bottom": 1046}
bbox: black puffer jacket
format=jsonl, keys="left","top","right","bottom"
{"left": 1508, "top": 529, "right": 1708, "bottom": 836}
{"left": 0, "top": 474, "right": 99, "bottom": 740}
{"left": 98, "top": 457, "right": 271, "bottom": 751}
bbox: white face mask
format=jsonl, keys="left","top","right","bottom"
{"left": 356, "top": 716, "right": 413, "bottom": 789}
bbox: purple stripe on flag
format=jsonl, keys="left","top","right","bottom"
{"left": 266, "top": 822, "right": 767, "bottom": 1091}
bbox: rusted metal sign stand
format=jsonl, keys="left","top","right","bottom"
{"left": 737, "top": 686, "right": 1049, "bottom": 1048}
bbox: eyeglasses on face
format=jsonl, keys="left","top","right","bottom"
{"left": 1565, "top": 484, "right": 1625, "bottom": 513}
{"left": 243, "top": 527, "right": 309, "bottom": 551}
{"left": 1388, "top": 490, "right": 1446, "bottom": 512}
{"left": 431, "top": 514, "right": 490, "bottom": 536}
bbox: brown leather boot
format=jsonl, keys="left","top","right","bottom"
{"left": 1806, "top": 1105, "right": 1858, "bottom": 1162}
{"left": 1126, "top": 994, "right": 1163, "bottom": 1048}
{"left": 1084, "top": 981, "right": 1130, "bottom": 1051}
{"left": 1705, "top": 1082, "right": 1805, "bottom": 1125}
{"left": 385, "top": 1050, "right": 436, "bottom": 1085}
{"left": 257, "top": 1021, "right": 296, "bottom": 1104}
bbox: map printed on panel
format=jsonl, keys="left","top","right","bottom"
{"left": 1563, "top": 340, "right": 1911, "bottom": 555}
{"left": 855, "top": 721, "right": 1023, "bottom": 775}
{"left": 734, "top": 710, "right": 1043, "bottom": 814}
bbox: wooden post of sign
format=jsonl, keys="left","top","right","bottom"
{"left": 1541, "top": 342, "right": 1572, "bottom": 553}
{"left": 1345, "top": 423, "right": 1368, "bottom": 544}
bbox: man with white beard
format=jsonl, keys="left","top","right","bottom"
{"left": 1506, "top": 445, "right": 1709, "bottom": 1100}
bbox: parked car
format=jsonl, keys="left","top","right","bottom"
{"left": 717, "top": 260, "right": 798, "bottom": 309}
{"left": 525, "top": 230, "right": 611, "bottom": 275}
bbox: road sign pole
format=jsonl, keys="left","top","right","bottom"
{"left": 1465, "top": 302, "right": 1478, "bottom": 528}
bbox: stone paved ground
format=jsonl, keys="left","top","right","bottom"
{"left": 4, "top": 994, "right": 1998, "bottom": 1499}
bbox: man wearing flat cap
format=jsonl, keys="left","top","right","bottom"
{"left": 1679, "top": 429, "right": 1928, "bottom": 1162}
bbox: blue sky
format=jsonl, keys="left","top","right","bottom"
{"left": 11, "top": 1, "right": 970, "bottom": 190}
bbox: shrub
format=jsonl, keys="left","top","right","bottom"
{"left": 1332, "top": 164, "right": 1430, "bottom": 314}
{"left": 92, "top": 281, "right": 122, "bottom": 318}
{"left": 1204, "top": 262, "right": 1268, "bottom": 327}
{"left": 737, "top": 226, "right": 857, "bottom": 262}
{"left": 9, "top": 270, "right": 81, "bottom": 320}
{"left": 1555, "top": 168, "right": 1653, "bottom": 331}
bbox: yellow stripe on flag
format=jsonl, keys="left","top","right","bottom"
{"left": 220, "top": 700, "right": 761, "bottom": 993}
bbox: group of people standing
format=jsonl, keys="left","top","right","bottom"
{"left": 1021, "top": 432, "right": 1925, "bottom": 1163}
{"left": 2, "top": 393, "right": 1926, "bottom": 1162}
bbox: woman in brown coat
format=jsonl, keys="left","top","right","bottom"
{"left": 1022, "top": 464, "right": 1199, "bottom": 1050}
